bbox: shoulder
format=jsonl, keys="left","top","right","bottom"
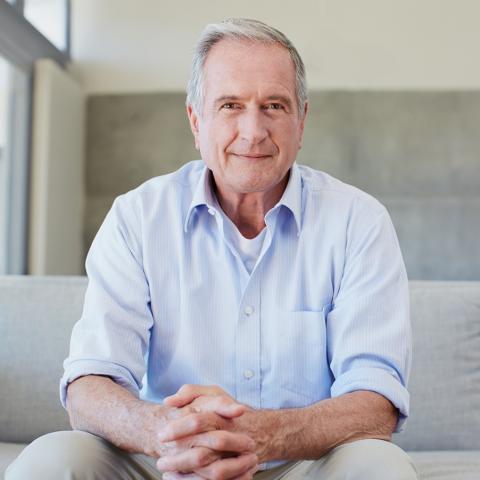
{"left": 297, "top": 164, "right": 387, "bottom": 221}
{"left": 113, "top": 160, "right": 204, "bottom": 214}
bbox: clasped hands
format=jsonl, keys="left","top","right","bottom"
{"left": 155, "top": 385, "right": 260, "bottom": 480}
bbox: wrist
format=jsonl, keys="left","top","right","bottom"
{"left": 234, "top": 408, "right": 282, "bottom": 463}
{"left": 138, "top": 402, "right": 174, "bottom": 457}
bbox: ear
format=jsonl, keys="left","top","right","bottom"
{"left": 297, "top": 101, "right": 308, "bottom": 150}
{"left": 187, "top": 104, "right": 201, "bottom": 150}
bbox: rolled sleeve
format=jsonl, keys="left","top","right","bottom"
{"left": 60, "top": 193, "right": 153, "bottom": 409}
{"left": 331, "top": 366, "right": 410, "bottom": 432}
{"left": 327, "top": 205, "right": 412, "bottom": 433}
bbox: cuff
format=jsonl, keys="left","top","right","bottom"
{"left": 59, "top": 359, "right": 140, "bottom": 409}
{"left": 331, "top": 366, "right": 410, "bottom": 433}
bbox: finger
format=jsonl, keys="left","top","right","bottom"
{"left": 157, "top": 412, "right": 226, "bottom": 442}
{"left": 192, "top": 395, "right": 246, "bottom": 418}
{"left": 156, "top": 447, "right": 221, "bottom": 472}
{"left": 165, "top": 385, "right": 225, "bottom": 407}
{"left": 191, "top": 431, "right": 256, "bottom": 454}
{"left": 163, "top": 472, "right": 203, "bottom": 480}
{"left": 162, "top": 431, "right": 256, "bottom": 456}
{"left": 194, "top": 453, "right": 258, "bottom": 480}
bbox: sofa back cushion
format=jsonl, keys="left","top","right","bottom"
{"left": 393, "top": 281, "right": 480, "bottom": 450}
{"left": 1, "top": 276, "right": 479, "bottom": 449}
{"left": 0, "top": 275, "right": 87, "bottom": 443}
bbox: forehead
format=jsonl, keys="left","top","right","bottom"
{"left": 202, "top": 39, "right": 297, "bottom": 101}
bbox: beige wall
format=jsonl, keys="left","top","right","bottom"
{"left": 70, "top": 0, "right": 480, "bottom": 93}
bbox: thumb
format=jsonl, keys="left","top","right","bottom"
{"left": 214, "top": 402, "right": 246, "bottom": 418}
{"left": 163, "top": 392, "right": 197, "bottom": 408}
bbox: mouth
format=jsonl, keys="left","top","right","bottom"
{"left": 230, "top": 153, "right": 272, "bottom": 160}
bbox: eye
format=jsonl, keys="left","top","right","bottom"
{"left": 265, "top": 103, "right": 284, "bottom": 110}
{"left": 221, "top": 103, "right": 240, "bottom": 110}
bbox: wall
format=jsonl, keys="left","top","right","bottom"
{"left": 70, "top": 0, "right": 480, "bottom": 93}
{"left": 29, "top": 59, "right": 85, "bottom": 275}
{"left": 86, "top": 91, "right": 480, "bottom": 280}
{"left": 72, "top": 1, "right": 480, "bottom": 280}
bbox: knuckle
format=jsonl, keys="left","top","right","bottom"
{"left": 194, "top": 448, "right": 208, "bottom": 465}
{"left": 180, "top": 384, "right": 193, "bottom": 394}
{"left": 191, "top": 414, "right": 204, "bottom": 431}
{"left": 218, "top": 396, "right": 231, "bottom": 406}
{"left": 213, "top": 432, "right": 227, "bottom": 450}
{"left": 184, "top": 405, "right": 198, "bottom": 415}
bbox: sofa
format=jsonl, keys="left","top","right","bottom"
{"left": 1, "top": 275, "right": 479, "bottom": 479}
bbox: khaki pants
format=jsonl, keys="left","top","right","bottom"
{"left": 5, "top": 430, "right": 418, "bottom": 480}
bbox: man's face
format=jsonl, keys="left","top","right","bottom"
{"left": 187, "top": 39, "right": 307, "bottom": 198}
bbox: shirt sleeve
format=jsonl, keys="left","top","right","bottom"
{"left": 327, "top": 204, "right": 412, "bottom": 432}
{"left": 60, "top": 193, "right": 153, "bottom": 408}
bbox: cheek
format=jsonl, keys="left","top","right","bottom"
{"left": 207, "top": 122, "right": 236, "bottom": 151}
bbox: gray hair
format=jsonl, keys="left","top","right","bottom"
{"left": 186, "top": 18, "right": 307, "bottom": 116}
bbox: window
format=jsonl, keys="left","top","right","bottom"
{"left": 0, "top": 55, "right": 30, "bottom": 274}
{"left": 0, "top": 0, "right": 70, "bottom": 273}
{"left": 24, "top": 0, "right": 69, "bottom": 52}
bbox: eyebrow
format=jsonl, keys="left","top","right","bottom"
{"left": 213, "top": 95, "right": 241, "bottom": 106}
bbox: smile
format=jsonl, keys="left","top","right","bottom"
{"left": 231, "top": 153, "right": 271, "bottom": 159}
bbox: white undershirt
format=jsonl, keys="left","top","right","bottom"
{"left": 227, "top": 221, "right": 267, "bottom": 274}
{"left": 213, "top": 199, "right": 267, "bottom": 274}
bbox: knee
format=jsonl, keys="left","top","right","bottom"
{"left": 320, "top": 439, "right": 418, "bottom": 480}
{"left": 5, "top": 430, "right": 108, "bottom": 480}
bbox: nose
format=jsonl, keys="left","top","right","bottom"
{"left": 237, "top": 108, "right": 269, "bottom": 146}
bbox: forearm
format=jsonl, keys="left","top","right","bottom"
{"left": 235, "top": 391, "right": 398, "bottom": 463}
{"left": 66, "top": 375, "right": 169, "bottom": 457}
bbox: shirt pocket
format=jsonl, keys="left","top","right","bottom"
{"left": 272, "top": 306, "right": 330, "bottom": 406}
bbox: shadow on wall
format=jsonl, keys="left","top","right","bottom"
{"left": 85, "top": 91, "right": 480, "bottom": 280}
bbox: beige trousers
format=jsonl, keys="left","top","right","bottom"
{"left": 5, "top": 430, "right": 418, "bottom": 480}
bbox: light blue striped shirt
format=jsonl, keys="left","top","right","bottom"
{"left": 61, "top": 160, "right": 411, "bottom": 448}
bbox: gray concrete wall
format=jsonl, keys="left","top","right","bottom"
{"left": 86, "top": 92, "right": 480, "bottom": 280}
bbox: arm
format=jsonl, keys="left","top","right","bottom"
{"left": 232, "top": 391, "right": 397, "bottom": 463}
{"left": 66, "top": 375, "right": 257, "bottom": 477}
{"left": 160, "top": 387, "right": 397, "bottom": 464}
{"left": 66, "top": 375, "right": 169, "bottom": 457}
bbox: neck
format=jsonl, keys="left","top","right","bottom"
{"left": 212, "top": 172, "right": 290, "bottom": 239}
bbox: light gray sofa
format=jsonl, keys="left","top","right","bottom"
{"left": 1, "top": 275, "right": 479, "bottom": 479}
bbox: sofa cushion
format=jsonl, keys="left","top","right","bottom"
{"left": 0, "top": 442, "right": 27, "bottom": 478}
{"left": 408, "top": 450, "right": 480, "bottom": 480}
{"left": 394, "top": 281, "right": 480, "bottom": 451}
{"left": 0, "top": 275, "right": 87, "bottom": 443}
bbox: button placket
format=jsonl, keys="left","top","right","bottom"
{"left": 235, "top": 275, "right": 261, "bottom": 408}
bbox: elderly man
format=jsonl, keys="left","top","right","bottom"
{"left": 6, "top": 18, "right": 417, "bottom": 480}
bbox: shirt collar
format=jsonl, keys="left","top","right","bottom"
{"left": 275, "top": 162, "right": 302, "bottom": 235}
{"left": 184, "top": 162, "right": 303, "bottom": 234}
{"left": 184, "top": 165, "right": 215, "bottom": 232}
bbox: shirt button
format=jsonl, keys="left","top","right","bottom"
{"left": 244, "top": 305, "right": 254, "bottom": 316}
{"left": 243, "top": 369, "right": 254, "bottom": 379}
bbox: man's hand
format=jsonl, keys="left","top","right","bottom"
{"left": 157, "top": 385, "right": 259, "bottom": 480}
{"left": 162, "top": 385, "right": 274, "bottom": 464}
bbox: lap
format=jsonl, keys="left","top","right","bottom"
{"left": 5, "top": 430, "right": 162, "bottom": 480}
{"left": 6, "top": 433, "right": 417, "bottom": 480}
{"left": 256, "top": 440, "right": 417, "bottom": 480}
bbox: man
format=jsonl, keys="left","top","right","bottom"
{"left": 6, "top": 18, "right": 417, "bottom": 480}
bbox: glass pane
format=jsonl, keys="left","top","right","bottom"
{"left": 0, "top": 56, "right": 10, "bottom": 273}
{"left": 24, "top": 0, "right": 67, "bottom": 51}
{"left": 0, "top": 56, "right": 30, "bottom": 274}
